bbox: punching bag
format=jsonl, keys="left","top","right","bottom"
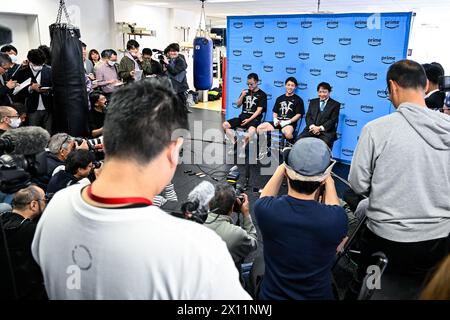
{"left": 49, "top": 2, "right": 89, "bottom": 137}
{"left": 193, "top": 37, "right": 213, "bottom": 91}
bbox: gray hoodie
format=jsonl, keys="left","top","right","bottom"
{"left": 349, "top": 102, "right": 450, "bottom": 242}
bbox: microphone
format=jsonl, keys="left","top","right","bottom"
{"left": 1, "top": 126, "right": 50, "bottom": 155}
{"left": 186, "top": 181, "right": 215, "bottom": 216}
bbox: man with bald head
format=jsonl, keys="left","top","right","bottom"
{"left": 0, "top": 105, "right": 21, "bottom": 134}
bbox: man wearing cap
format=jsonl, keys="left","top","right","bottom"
{"left": 254, "top": 138, "right": 348, "bottom": 300}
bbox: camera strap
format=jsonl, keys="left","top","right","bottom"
{"left": 86, "top": 185, "right": 152, "bottom": 207}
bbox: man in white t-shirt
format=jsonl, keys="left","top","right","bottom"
{"left": 32, "top": 78, "right": 251, "bottom": 300}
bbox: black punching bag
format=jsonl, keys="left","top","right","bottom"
{"left": 49, "top": 1, "right": 89, "bottom": 136}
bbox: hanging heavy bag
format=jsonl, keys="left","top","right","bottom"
{"left": 49, "top": 0, "right": 89, "bottom": 136}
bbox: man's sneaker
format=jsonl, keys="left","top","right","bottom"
{"left": 256, "top": 151, "right": 267, "bottom": 161}
{"left": 238, "top": 149, "right": 246, "bottom": 159}
{"left": 227, "top": 145, "right": 236, "bottom": 155}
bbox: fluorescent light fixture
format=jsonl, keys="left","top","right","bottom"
{"left": 207, "top": 0, "right": 258, "bottom": 3}
{"left": 136, "top": 2, "right": 169, "bottom": 6}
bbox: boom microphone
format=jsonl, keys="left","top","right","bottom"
{"left": 1, "top": 126, "right": 51, "bottom": 155}
{"left": 186, "top": 180, "right": 215, "bottom": 216}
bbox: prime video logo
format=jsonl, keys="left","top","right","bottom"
{"left": 342, "top": 148, "right": 354, "bottom": 156}
{"left": 368, "top": 38, "right": 382, "bottom": 46}
{"left": 275, "top": 51, "right": 285, "bottom": 59}
{"left": 232, "top": 77, "right": 242, "bottom": 83}
{"left": 274, "top": 80, "right": 284, "bottom": 87}
{"left": 287, "top": 37, "right": 299, "bottom": 44}
{"left": 286, "top": 67, "right": 297, "bottom": 74}
{"left": 352, "top": 55, "right": 365, "bottom": 63}
{"left": 339, "top": 37, "right": 351, "bottom": 45}
{"left": 263, "top": 65, "right": 274, "bottom": 72}
{"left": 324, "top": 53, "right": 336, "bottom": 61}
{"left": 243, "top": 36, "right": 253, "bottom": 43}
{"left": 277, "top": 21, "right": 288, "bottom": 28}
{"left": 381, "top": 56, "right": 396, "bottom": 64}
{"left": 385, "top": 20, "right": 400, "bottom": 29}
{"left": 312, "top": 37, "right": 324, "bottom": 45}
{"left": 336, "top": 71, "right": 348, "bottom": 78}
{"left": 298, "top": 82, "right": 308, "bottom": 90}
{"left": 254, "top": 21, "right": 264, "bottom": 28}
{"left": 265, "top": 36, "right": 275, "bottom": 43}
{"left": 348, "top": 88, "right": 361, "bottom": 95}
{"left": 377, "top": 90, "right": 388, "bottom": 98}
{"left": 327, "top": 21, "right": 339, "bottom": 29}
{"left": 310, "top": 68, "right": 321, "bottom": 76}
{"left": 298, "top": 52, "right": 310, "bottom": 60}
{"left": 233, "top": 22, "right": 243, "bottom": 29}
{"left": 364, "top": 72, "right": 378, "bottom": 80}
{"left": 233, "top": 50, "right": 242, "bottom": 56}
{"left": 361, "top": 105, "right": 374, "bottom": 113}
{"left": 242, "top": 64, "right": 252, "bottom": 71}
{"left": 301, "top": 21, "right": 312, "bottom": 28}
{"left": 345, "top": 119, "right": 358, "bottom": 127}
{"left": 253, "top": 50, "right": 263, "bottom": 57}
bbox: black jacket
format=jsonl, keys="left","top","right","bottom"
{"left": 0, "top": 211, "right": 46, "bottom": 299}
{"left": 47, "top": 170, "right": 79, "bottom": 199}
{"left": 13, "top": 65, "right": 53, "bottom": 113}
{"left": 166, "top": 54, "right": 189, "bottom": 93}
{"left": 425, "top": 91, "right": 445, "bottom": 110}
{"left": 0, "top": 74, "right": 13, "bottom": 106}
{"left": 303, "top": 97, "right": 341, "bottom": 141}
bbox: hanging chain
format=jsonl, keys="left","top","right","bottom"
{"left": 197, "top": 0, "right": 207, "bottom": 37}
{"left": 56, "top": 0, "right": 72, "bottom": 25}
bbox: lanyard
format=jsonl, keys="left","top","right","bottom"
{"left": 86, "top": 185, "right": 152, "bottom": 206}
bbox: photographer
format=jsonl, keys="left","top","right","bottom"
{"left": 205, "top": 184, "right": 258, "bottom": 268}
{"left": 1, "top": 185, "right": 47, "bottom": 299}
{"left": 142, "top": 48, "right": 162, "bottom": 77}
{"left": 33, "top": 133, "right": 88, "bottom": 191}
{"left": 161, "top": 43, "right": 191, "bottom": 113}
{"left": 254, "top": 138, "right": 348, "bottom": 300}
{"left": 88, "top": 92, "right": 106, "bottom": 138}
{"left": 47, "top": 149, "right": 95, "bottom": 200}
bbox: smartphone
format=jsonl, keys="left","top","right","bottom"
{"left": 40, "top": 86, "right": 51, "bottom": 90}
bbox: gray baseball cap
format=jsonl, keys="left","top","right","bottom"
{"left": 283, "top": 137, "right": 336, "bottom": 182}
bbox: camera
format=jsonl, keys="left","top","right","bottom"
{"left": 226, "top": 166, "right": 246, "bottom": 212}
{"left": 152, "top": 48, "right": 166, "bottom": 65}
{"left": 0, "top": 152, "right": 47, "bottom": 193}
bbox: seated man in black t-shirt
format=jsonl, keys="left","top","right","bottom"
{"left": 222, "top": 73, "right": 267, "bottom": 157}
{"left": 88, "top": 92, "right": 107, "bottom": 138}
{"left": 256, "top": 77, "right": 304, "bottom": 159}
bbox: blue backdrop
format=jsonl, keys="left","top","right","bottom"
{"left": 226, "top": 13, "right": 412, "bottom": 163}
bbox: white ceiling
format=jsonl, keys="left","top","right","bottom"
{"left": 135, "top": 0, "right": 449, "bottom": 16}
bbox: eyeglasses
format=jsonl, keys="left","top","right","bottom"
{"left": 7, "top": 114, "right": 20, "bottom": 118}
{"left": 247, "top": 82, "right": 256, "bottom": 87}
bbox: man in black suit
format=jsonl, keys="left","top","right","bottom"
{"left": 299, "top": 82, "right": 340, "bottom": 149}
{"left": 13, "top": 49, "right": 53, "bottom": 133}
{"left": 0, "top": 53, "right": 16, "bottom": 106}
{"left": 422, "top": 63, "right": 445, "bottom": 110}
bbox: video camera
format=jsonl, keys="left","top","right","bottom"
{"left": 152, "top": 48, "right": 166, "bottom": 65}
{"left": 0, "top": 127, "right": 50, "bottom": 193}
{"left": 226, "top": 166, "right": 245, "bottom": 201}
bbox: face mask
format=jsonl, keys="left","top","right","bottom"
{"left": 108, "top": 61, "right": 116, "bottom": 67}
{"left": 9, "top": 54, "right": 17, "bottom": 64}
{"left": 9, "top": 118, "right": 21, "bottom": 129}
{"left": 30, "top": 63, "right": 43, "bottom": 72}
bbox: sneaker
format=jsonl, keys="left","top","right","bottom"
{"left": 238, "top": 149, "right": 246, "bottom": 159}
{"left": 256, "top": 151, "right": 267, "bottom": 161}
{"left": 227, "top": 145, "right": 236, "bottom": 155}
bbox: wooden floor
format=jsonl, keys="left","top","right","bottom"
{"left": 192, "top": 98, "right": 223, "bottom": 112}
